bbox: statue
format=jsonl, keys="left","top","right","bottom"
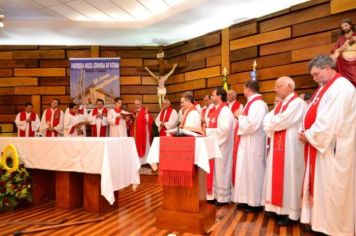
{"left": 145, "top": 63, "right": 178, "bottom": 108}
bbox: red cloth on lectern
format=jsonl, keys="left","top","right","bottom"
{"left": 158, "top": 136, "right": 195, "bottom": 187}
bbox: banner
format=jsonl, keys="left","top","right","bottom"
{"left": 70, "top": 58, "right": 120, "bottom": 107}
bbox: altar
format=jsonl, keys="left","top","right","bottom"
{"left": 0, "top": 137, "right": 141, "bottom": 212}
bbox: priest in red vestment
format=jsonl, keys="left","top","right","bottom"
{"left": 40, "top": 99, "right": 64, "bottom": 137}
{"left": 15, "top": 102, "right": 40, "bottom": 137}
{"left": 154, "top": 99, "right": 178, "bottom": 136}
{"left": 130, "top": 99, "right": 153, "bottom": 164}
{"left": 89, "top": 98, "right": 108, "bottom": 137}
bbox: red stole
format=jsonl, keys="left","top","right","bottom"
{"left": 303, "top": 73, "right": 340, "bottom": 202}
{"left": 180, "top": 106, "right": 196, "bottom": 128}
{"left": 158, "top": 136, "right": 195, "bottom": 187}
{"left": 114, "top": 108, "right": 122, "bottom": 125}
{"left": 130, "top": 107, "right": 153, "bottom": 158}
{"left": 69, "top": 112, "right": 77, "bottom": 134}
{"left": 45, "top": 108, "right": 61, "bottom": 137}
{"left": 271, "top": 94, "right": 298, "bottom": 207}
{"left": 19, "top": 111, "right": 36, "bottom": 137}
{"left": 78, "top": 108, "right": 84, "bottom": 115}
{"left": 206, "top": 102, "right": 226, "bottom": 194}
{"left": 159, "top": 106, "right": 173, "bottom": 136}
{"left": 91, "top": 107, "right": 108, "bottom": 137}
{"left": 201, "top": 107, "right": 208, "bottom": 119}
{"left": 232, "top": 95, "right": 263, "bottom": 186}
{"left": 229, "top": 100, "right": 241, "bottom": 113}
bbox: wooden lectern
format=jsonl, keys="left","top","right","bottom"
{"left": 155, "top": 167, "right": 216, "bottom": 234}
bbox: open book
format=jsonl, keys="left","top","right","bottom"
{"left": 165, "top": 127, "right": 205, "bottom": 137}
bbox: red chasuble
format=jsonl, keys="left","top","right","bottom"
{"left": 19, "top": 111, "right": 36, "bottom": 137}
{"left": 114, "top": 108, "right": 122, "bottom": 125}
{"left": 158, "top": 136, "right": 195, "bottom": 187}
{"left": 130, "top": 107, "right": 153, "bottom": 158}
{"left": 91, "top": 107, "right": 108, "bottom": 137}
{"left": 45, "top": 109, "right": 61, "bottom": 137}
{"left": 158, "top": 106, "right": 173, "bottom": 136}
{"left": 271, "top": 94, "right": 298, "bottom": 207}
{"left": 302, "top": 73, "right": 340, "bottom": 202}
{"left": 232, "top": 95, "right": 263, "bottom": 186}
{"left": 206, "top": 102, "right": 226, "bottom": 194}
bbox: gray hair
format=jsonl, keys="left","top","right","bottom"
{"left": 278, "top": 76, "right": 295, "bottom": 90}
{"left": 308, "top": 55, "right": 336, "bottom": 71}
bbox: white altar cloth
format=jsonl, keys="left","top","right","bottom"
{"left": 0, "top": 137, "right": 141, "bottom": 205}
{"left": 147, "top": 136, "right": 222, "bottom": 173}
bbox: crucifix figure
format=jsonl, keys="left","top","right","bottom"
{"left": 145, "top": 63, "right": 177, "bottom": 108}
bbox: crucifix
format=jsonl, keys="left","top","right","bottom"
{"left": 144, "top": 48, "right": 182, "bottom": 108}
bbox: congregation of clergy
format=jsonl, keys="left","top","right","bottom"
{"left": 13, "top": 20, "right": 355, "bottom": 236}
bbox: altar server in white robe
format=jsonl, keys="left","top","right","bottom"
{"left": 262, "top": 76, "right": 307, "bottom": 226}
{"left": 232, "top": 80, "right": 268, "bottom": 212}
{"left": 108, "top": 97, "right": 128, "bottom": 137}
{"left": 206, "top": 87, "right": 234, "bottom": 205}
{"left": 155, "top": 99, "right": 178, "bottom": 136}
{"left": 65, "top": 101, "right": 88, "bottom": 136}
{"left": 15, "top": 102, "right": 40, "bottom": 137}
{"left": 64, "top": 103, "right": 85, "bottom": 137}
{"left": 179, "top": 92, "right": 201, "bottom": 130}
{"left": 298, "top": 55, "right": 355, "bottom": 236}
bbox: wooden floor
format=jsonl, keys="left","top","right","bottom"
{"left": 0, "top": 180, "right": 319, "bottom": 236}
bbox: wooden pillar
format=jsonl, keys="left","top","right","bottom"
{"left": 31, "top": 95, "right": 41, "bottom": 116}
{"left": 91, "top": 46, "right": 99, "bottom": 58}
{"left": 221, "top": 27, "right": 230, "bottom": 75}
{"left": 56, "top": 172, "right": 83, "bottom": 209}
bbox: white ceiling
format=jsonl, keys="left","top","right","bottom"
{"left": 0, "top": 0, "right": 309, "bottom": 46}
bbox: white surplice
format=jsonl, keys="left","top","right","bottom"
{"left": 232, "top": 94, "right": 268, "bottom": 206}
{"left": 40, "top": 108, "right": 64, "bottom": 136}
{"left": 15, "top": 112, "right": 40, "bottom": 137}
{"left": 155, "top": 108, "right": 178, "bottom": 136}
{"left": 262, "top": 94, "right": 307, "bottom": 220}
{"left": 108, "top": 109, "right": 127, "bottom": 137}
{"left": 206, "top": 105, "right": 234, "bottom": 202}
{"left": 182, "top": 109, "right": 201, "bottom": 130}
{"left": 64, "top": 113, "right": 83, "bottom": 137}
{"left": 301, "top": 77, "right": 355, "bottom": 236}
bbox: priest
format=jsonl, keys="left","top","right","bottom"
{"left": 15, "top": 102, "right": 40, "bottom": 137}
{"left": 155, "top": 99, "right": 178, "bottom": 136}
{"left": 299, "top": 55, "right": 355, "bottom": 235}
{"left": 262, "top": 76, "right": 306, "bottom": 225}
{"left": 206, "top": 87, "right": 234, "bottom": 206}
{"left": 40, "top": 99, "right": 64, "bottom": 137}
{"left": 130, "top": 99, "right": 153, "bottom": 164}
{"left": 231, "top": 80, "right": 268, "bottom": 212}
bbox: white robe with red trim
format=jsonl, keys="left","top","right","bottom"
{"left": 64, "top": 113, "right": 83, "bottom": 137}
{"left": 182, "top": 109, "right": 201, "bottom": 130}
{"left": 206, "top": 105, "right": 234, "bottom": 202}
{"left": 40, "top": 108, "right": 64, "bottom": 136}
{"left": 301, "top": 77, "right": 355, "bottom": 236}
{"left": 15, "top": 112, "right": 40, "bottom": 137}
{"left": 262, "top": 94, "right": 306, "bottom": 220}
{"left": 232, "top": 94, "right": 268, "bottom": 206}
{"left": 108, "top": 109, "right": 127, "bottom": 137}
{"left": 155, "top": 108, "right": 178, "bottom": 136}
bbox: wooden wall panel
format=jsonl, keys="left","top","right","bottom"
{"left": 0, "top": 77, "right": 38, "bottom": 87}
{"left": 0, "top": 69, "right": 13, "bottom": 77}
{"left": 184, "top": 66, "right": 220, "bottom": 81}
{"left": 166, "top": 79, "right": 206, "bottom": 93}
{"left": 14, "top": 68, "right": 66, "bottom": 77}
{"left": 230, "top": 21, "right": 258, "bottom": 40}
{"left": 14, "top": 86, "right": 66, "bottom": 95}
{"left": 260, "top": 31, "right": 332, "bottom": 56}
{"left": 230, "top": 28, "right": 291, "bottom": 50}
{"left": 259, "top": 3, "right": 330, "bottom": 33}
{"left": 331, "top": 0, "right": 356, "bottom": 13}
{"left": 0, "top": 60, "right": 38, "bottom": 68}
{"left": 120, "top": 76, "right": 141, "bottom": 85}
{"left": 292, "top": 43, "right": 334, "bottom": 62}
{"left": 230, "top": 47, "right": 258, "bottom": 62}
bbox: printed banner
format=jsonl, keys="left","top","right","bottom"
{"left": 70, "top": 58, "right": 120, "bottom": 107}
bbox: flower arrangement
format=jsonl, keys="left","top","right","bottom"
{"left": 0, "top": 161, "right": 32, "bottom": 210}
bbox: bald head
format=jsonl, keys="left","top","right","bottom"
{"left": 274, "top": 76, "right": 295, "bottom": 99}
{"left": 227, "top": 89, "right": 237, "bottom": 103}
